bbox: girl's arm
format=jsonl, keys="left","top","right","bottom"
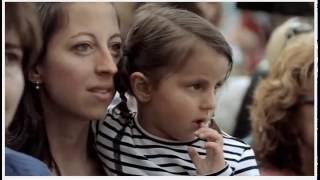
{"left": 232, "top": 148, "right": 260, "bottom": 175}
{"left": 188, "top": 126, "right": 260, "bottom": 176}
{"left": 188, "top": 126, "right": 231, "bottom": 175}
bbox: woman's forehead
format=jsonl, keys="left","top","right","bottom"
{"left": 58, "top": 3, "right": 119, "bottom": 38}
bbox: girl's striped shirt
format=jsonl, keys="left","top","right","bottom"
{"left": 93, "top": 107, "right": 260, "bottom": 176}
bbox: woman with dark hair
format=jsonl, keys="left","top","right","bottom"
{"left": 7, "top": 2, "right": 122, "bottom": 175}
{"left": 5, "top": 2, "right": 51, "bottom": 175}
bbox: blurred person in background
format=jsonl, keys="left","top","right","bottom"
{"left": 232, "top": 17, "right": 313, "bottom": 143}
{"left": 5, "top": 2, "right": 51, "bottom": 175}
{"left": 215, "top": 3, "right": 313, "bottom": 140}
{"left": 250, "top": 22, "right": 314, "bottom": 175}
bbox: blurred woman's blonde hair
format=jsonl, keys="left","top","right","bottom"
{"left": 251, "top": 30, "right": 314, "bottom": 174}
{"left": 265, "top": 17, "right": 312, "bottom": 67}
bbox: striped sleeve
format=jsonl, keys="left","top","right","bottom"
{"left": 221, "top": 133, "right": 260, "bottom": 176}
{"left": 233, "top": 148, "right": 260, "bottom": 175}
{"left": 208, "top": 164, "right": 233, "bottom": 176}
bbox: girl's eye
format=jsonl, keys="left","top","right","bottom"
{"left": 72, "top": 43, "right": 94, "bottom": 55}
{"left": 190, "top": 83, "right": 202, "bottom": 91}
{"left": 214, "top": 83, "right": 224, "bottom": 95}
{"left": 215, "top": 83, "right": 223, "bottom": 90}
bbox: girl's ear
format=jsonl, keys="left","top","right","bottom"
{"left": 130, "top": 72, "right": 153, "bottom": 103}
{"left": 28, "top": 63, "right": 44, "bottom": 84}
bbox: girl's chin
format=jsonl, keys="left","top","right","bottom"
{"left": 175, "top": 134, "right": 198, "bottom": 142}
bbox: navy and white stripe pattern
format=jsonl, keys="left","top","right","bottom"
{"left": 93, "top": 108, "right": 260, "bottom": 176}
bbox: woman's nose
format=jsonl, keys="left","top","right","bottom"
{"left": 95, "top": 48, "right": 118, "bottom": 75}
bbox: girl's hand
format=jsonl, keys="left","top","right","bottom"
{"left": 188, "top": 126, "right": 225, "bottom": 175}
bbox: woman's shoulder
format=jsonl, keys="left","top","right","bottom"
{"left": 261, "top": 165, "right": 296, "bottom": 176}
{"left": 5, "top": 147, "right": 51, "bottom": 176}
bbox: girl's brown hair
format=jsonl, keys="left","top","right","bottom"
{"left": 116, "top": 4, "right": 233, "bottom": 112}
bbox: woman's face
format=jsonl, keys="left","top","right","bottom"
{"left": 34, "top": 3, "right": 121, "bottom": 121}
{"left": 296, "top": 78, "right": 314, "bottom": 150}
{"left": 5, "top": 28, "right": 24, "bottom": 127}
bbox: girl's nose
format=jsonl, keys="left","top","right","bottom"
{"left": 200, "top": 91, "right": 216, "bottom": 112}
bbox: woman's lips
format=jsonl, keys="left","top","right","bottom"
{"left": 88, "top": 87, "right": 114, "bottom": 101}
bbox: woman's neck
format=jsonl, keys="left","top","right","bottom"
{"left": 45, "top": 116, "right": 90, "bottom": 161}
{"left": 299, "top": 143, "right": 314, "bottom": 175}
{"left": 42, "top": 98, "right": 101, "bottom": 175}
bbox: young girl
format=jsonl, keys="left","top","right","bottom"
{"left": 7, "top": 2, "right": 122, "bottom": 175}
{"left": 94, "top": 4, "right": 259, "bottom": 175}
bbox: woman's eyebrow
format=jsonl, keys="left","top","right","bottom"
{"left": 109, "top": 33, "right": 121, "bottom": 40}
{"left": 5, "top": 43, "right": 21, "bottom": 49}
{"left": 69, "top": 32, "right": 95, "bottom": 39}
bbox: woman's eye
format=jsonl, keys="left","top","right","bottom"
{"left": 5, "top": 51, "right": 23, "bottom": 64}
{"left": 72, "top": 43, "right": 93, "bottom": 55}
{"left": 110, "top": 42, "right": 122, "bottom": 58}
{"left": 111, "top": 43, "right": 121, "bottom": 51}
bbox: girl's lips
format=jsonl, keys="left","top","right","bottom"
{"left": 192, "top": 119, "right": 208, "bottom": 129}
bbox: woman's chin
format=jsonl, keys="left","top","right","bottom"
{"left": 85, "top": 108, "right": 108, "bottom": 121}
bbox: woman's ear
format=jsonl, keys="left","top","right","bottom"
{"left": 130, "top": 72, "right": 153, "bottom": 103}
{"left": 28, "top": 63, "right": 43, "bottom": 84}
